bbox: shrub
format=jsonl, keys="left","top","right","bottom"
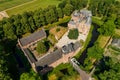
{"left": 48, "top": 34, "right": 57, "bottom": 44}
{"left": 68, "top": 29, "right": 79, "bottom": 39}
{"left": 56, "top": 28, "right": 60, "bottom": 32}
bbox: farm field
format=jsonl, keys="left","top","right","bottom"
{"left": 0, "top": 0, "right": 33, "bottom": 11}
{"left": 6, "top": 0, "right": 61, "bottom": 16}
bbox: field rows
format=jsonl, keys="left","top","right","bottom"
{"left": 5, "top": 0, "right": 61, "bottom": 16}
{"left": 0, "top": 0, "right": 33, "bottom": 11}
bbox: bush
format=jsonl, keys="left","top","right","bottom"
{"left": 36, "top": 41, "right": 47, "bottom": 54}
{"left": 68, "top": 29, "right": 79, "bottom": 39}
{"left": 56, "top": 28, "right": 60, "bottom": 32}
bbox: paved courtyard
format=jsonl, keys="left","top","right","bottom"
{"left": 56, "top": 31, "right": 87, "bottom": 48}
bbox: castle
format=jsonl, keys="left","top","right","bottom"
{"left": 68, "top": 9, "right": 92, "bottom": 35}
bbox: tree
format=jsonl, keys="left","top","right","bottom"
{"left": 84, "top": 43, "right": 104, "bottom": 70}
{"left": 21, "top": 12, "right": 32, "bottom": 33}
{"left": 13, "top": 14, "right": 23, "bottom": 36}
{"left": 116, "top": 17, "right": 120, "bottom": 29}
{"left": 0, "top": 45, "right": 12, "bottom": 80}
{"left": 57, "top": 8, "right": 63, "bottom": 18}
{"left": 28, "top": 16, "right": 36, "bottom": 31}
{"left": 95, "top": 57, "right": 120, "bottom": 80}
{"left": 3, "top": 22, "right": 17, "bottom": 39}
{"left": 0, "top": 21, "right": 4, "bottom": 39}
{"left": 87, "top": 43, "right": 104, "bottom": 61}
{"left": 68, "top": 29, "right": 79, "bottom": 39}
{"left": 20, "top": 70, "right": 42, "bottom": 80}
{"left": 98, "top": 20, "right": 116, "bottom": 36}
{"left": 45, "top": 6, "right": 58, "bottom": 24}
{"left": 58, "top": 0, "right": 67, "bottom": 8}
{"left": 63, "top": 3, "right": 73, "bottom": 16}
{"left": 36, "top": 41, "right": 47, "bottom": 54}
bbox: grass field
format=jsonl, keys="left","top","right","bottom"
{"left": 97, "top": 35, "right": 111, "bottom": 48}
{"left": 6, "top": 0, "right": 61, "bottom": 16}
{"left": 0, "top": 0, "right": 33, "bottom": 11}
{"left": 115, "top": 29, "right": 120, "bottom": 36}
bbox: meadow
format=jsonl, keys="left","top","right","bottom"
{"left": 97, "top": 35, "right": 111, "bottom": 48}
{"left": 0, "top": 0, "right": 33, "bottom": 11}
{"left": 6, "top": 0, "right": 61, "bottom": 16}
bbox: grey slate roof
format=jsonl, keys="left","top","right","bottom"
{"left": 111, "top": 39, "right": 120, "bottom": 47}
{"left": 68, "top": 20, "right": 76, "bottom": 25}
{"left": 35, "top": 49, "right": 63, "bottom": 67}
{"left": 86, "top": 17, "right": 92, "bottom": 26}
{"left": 73, "top": 10, "right": 80, "bottom": 17}
{"left": 23, "top": 48, "right": 37, "bottom": 63}
{"left": 19, "top": 29, "right": 46, "bottom": 47}
{"left": 80, "top": 9, "right": 92, "bottom": 17}
{"left": 73, "top": 41, "right": 81, "bottom": 50}
{"left": 62, "top": 42, "right": 81, "bottom": 54}
{"left": 112, "top": 39, "right": 118, "bottom": 44}
{"left": 68, "top": 43, "right": 74, "bottom": 52}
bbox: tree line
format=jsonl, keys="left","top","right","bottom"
{"left": 0, "top": 0, "right": 87, "bottom": 40}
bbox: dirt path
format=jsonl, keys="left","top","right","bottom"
{"left": 0, "top": 11, "right": 9, "bottom": 20}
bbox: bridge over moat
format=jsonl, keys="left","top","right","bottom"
{"left": 69, "top": 58, "right": 95, "bottom": 80}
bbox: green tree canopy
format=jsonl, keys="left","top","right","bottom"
{"left": 63, "top": 3, "right": 73, "bottom": 16}
{"left": 20, "top": 70, "right": 42, "bottom": 80}
{"left": 87, "top": 43, "right": 104, "bottom": 61}
{"left": 98, "top": 20, "right": 116, "bottom": 36}
{"left": 57, "top": 8, "right": 63, "bottom": 18}
{"left": 95, "top": 57, "right": 120, "bottom": 80}
{"left": 68, "top": 29, "right": 79, "bottom": 39}
{"left": 0, "top": 45, "right": 12, "bottom": 80}
{"left": 36, "top": 41, "right": 47, "bottom": 54}
{"left": 84, "top": 43, "right": 104, "bottom": 70}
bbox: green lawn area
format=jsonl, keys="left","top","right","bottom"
{"left": 0, "top": 0, "right": 33, "bottom": 11}
{"left": 97, "top": 35, "right": 111, "bottom": 48}
{"left": 115, "top": 29, "right": 120, "bottom": 36}
{"left": 113, "top": 29, "right": 120, "bottom": 38}
{"left": 116, "top": 0, "right": 120, "bottom": 1}
{"left": 6, "top": 0, "right": 61, "bottom": 16}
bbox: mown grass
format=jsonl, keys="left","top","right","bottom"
{"left": 6, "top": 0, "right": 61, "bottom": 16}
{"left": 97, "top": 35, "right": 111, "bottom": 48}
{"left": 0, "top": 0, "right": 33, "bottom": 11}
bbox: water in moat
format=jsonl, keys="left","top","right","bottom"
{"left": 78, "top": 23, "right": 100, "bottom": 64}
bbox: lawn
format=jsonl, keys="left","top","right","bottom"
{"left": 6, "top": 0, "right": 61, "bottom": 16}
{"left": 50, "top": 26, "right": 68, "bottom": 40}
{"left": 97, "top": 35, "right": 111, "bottom": 48}
{"left": 115, "top": 29, "right": 120, "bottom": 36}
{"left": 0, "top": 0, "right": 33, "bottom": 11}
